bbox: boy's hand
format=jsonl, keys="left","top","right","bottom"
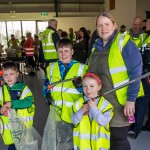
{"left": 0, "top": 106, "right": 8, "bottom": 114}
{"left": 4, "top": 102, "right": 12, "bottom": 108}
{"left": 45, "top": 94, "right": 54, "bottom": 105}
{"left": 72, "top": 77, "right": 82, "bottom": 88}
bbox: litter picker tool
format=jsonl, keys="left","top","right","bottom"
{"left": 47, "top": 76, "right": 81, "bottom": 90}
{"left": 83, "top": 71, "right": 150, "bottom": 104}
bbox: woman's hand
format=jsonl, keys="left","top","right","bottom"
{"left": 124, "top": 101, "right": 135, "bottom": 117}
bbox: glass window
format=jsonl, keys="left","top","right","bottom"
{"left": 0, "top": 22, "right": 7, "bottom": 48}
{"left": 37, "top": 21, "right": 48, "bottom": 35}
{"left": 22, "top": 21, "right": 36, "bottom": 38}
{"left": 7, "top": 21, "right": 21, "bottom": 41}
{"left": 2, "top": 20, "right": 47, "bottom": 48}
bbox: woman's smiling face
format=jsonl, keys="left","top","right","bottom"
{"left": 96, "top": 16, "right": 116, "bottom": 42}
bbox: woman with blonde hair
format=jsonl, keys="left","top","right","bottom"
{"left": 88, "top": 11, "right": 143, "bottom": 150}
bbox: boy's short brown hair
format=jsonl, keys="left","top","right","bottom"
{"left": 56, "top": 39, "right": 73, "bottom": 50}
{"left": 2, "top": 61, "right": 18, "bottom": 71}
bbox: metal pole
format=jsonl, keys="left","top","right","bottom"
{"left": 102, "top": 71, "right": 150, "bottom": 96}
{"left": 49, "top": 76, "right": 80, "bottom": 86}
{"left": 54, "top": 0, "right": 59, "bottom": 17}
{"left": 83, "top": 72, "right": 150, "bottom": 104}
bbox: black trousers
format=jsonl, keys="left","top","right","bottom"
{"left": 34, "top": 54, "right": 39, "bottom": 68}
{"left": 144, "top": 102, "right": 150, "bottom": 128}
{"left": 110, "top": 126, "right": 131, "bottom": 150}
{"left": 26, "top": 56, "right": 35, "bottom": 69}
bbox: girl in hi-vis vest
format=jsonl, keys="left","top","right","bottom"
{"left": 71, "top": 72, "right": 114, "bottom": 150}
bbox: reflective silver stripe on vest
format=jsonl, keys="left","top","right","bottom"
{"left": 54, "top": 100, "right": 74, "bottom": 107}
{"left": 53, "top": 100, "right": 62, "bottom": 106}
{"left": 75, "top": 101, "right": 80, "bottom": 110}
{"left": 141, "top": 43, "right": 147, "bottom": 53}
{"left": 118, "top": 34, "right": 125, "bottom": 52}
{"left": 78, "top": 133, "right": 90, "bottom": 139}
{"left": 99, "top": 99, "right": 110, "bottom": 112}
{"left": 74, "top": 146, "right": 91, "bottom": 150}
{"left": 48, "top": 30, "right": 53, "bottom": 43}
{"left": 110, "top": 35, "right": 129, "bottom": 89}
{"left": 21, "top": 88, "right": 31, "bottom": 99}
{"left": 140, "top": 34, "right": 144, "bottom": 43}
{"left": 61, "top": 100, "right": 73, "bottom": 107}
{"left": 73, "top": 131, "right": 90, "bottom": 139}
{"left": 42, "top": 30, "right": 54, "bottom": 48}
{"left": 142, "top": 43, "right": 150, "bottom": 64}
{"left": 73, "top": 131, "right": 79, "bottom": 136}
{"left": 43, "top": 49, "right": 56, "bottom": 52}
{"left": 52, "top": 86, "right": 80, "bottom": 94}
{"left": 4, "top": 124, "right": 9, "bottom": 130}
{"left": 20, "top": 116, "right": 33, "bottom": 122}
{"left": 77, "top": 64, "right": 85, "bottom": 76}
{"left": 113, "top": 79, "right": 129, "bottom": 88}
{"left": 49, "top": 62, "right": 56, "bottom": 84}
{"left": 91, "top": 132, "right": 110, "bottom": 141}
{"left": 109, "top": 66, "right": 127, "bottom": 75}
{"left": 42, "top": 43, "right": 54, "bottom": 46}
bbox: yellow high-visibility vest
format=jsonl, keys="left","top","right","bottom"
{"left": 0, "top": 84, "right": 35, "bottom": 145}
{"left": 41, "top": 29, "right": 58, "bottom": 60}
{"left": 46, "top": 61, "right": 88, "bottom": 123}
{"left": 73, "top": 97, "right": 114, "bottom": 150}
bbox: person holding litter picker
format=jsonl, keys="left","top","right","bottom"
{"left": 87, "top": 11, "right": 144, "bottom": 150}
{"left": 71, "top": 72, "right": 114, "bottom": 150}
{"left": 42, "top": 38, "right": 88, "bottom": 150}
{"left": 0, "top": 61, "right": 35, "bottom": 150}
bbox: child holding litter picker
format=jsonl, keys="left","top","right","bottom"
{"left": 71, "top": 72, "right": 114, "bottom": 150}
{"left": 42, "top": 38, "right": 88, "bottom": 150}
{"left": 0, "top": 61, "right": 35, "bottom": 150}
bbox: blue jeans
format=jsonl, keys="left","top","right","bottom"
{"left": 8, "top": 144, "right": 16, "bottom": 150}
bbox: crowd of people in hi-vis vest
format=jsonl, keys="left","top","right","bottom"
{"left": 0, "top": 10, "right": 150, "bottom": 150}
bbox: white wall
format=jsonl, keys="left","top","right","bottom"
{"left": 57, "top": 17, "right": 97, "bottom": 33}
{"left": 109, "top": 0, "right": 136, "bottom": 30}
{"left": 136, "top": 0, "right": 150, "bottom": 19}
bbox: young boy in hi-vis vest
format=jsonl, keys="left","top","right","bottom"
{"left": 0, "top": 61, "right": 35, "bottom": 150}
